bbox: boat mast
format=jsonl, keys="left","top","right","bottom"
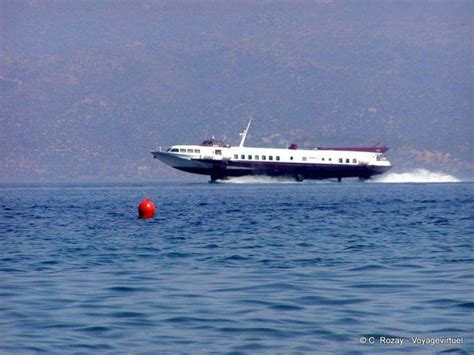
{"left": 239, "top": 119, "right": 252, "bottom": 147}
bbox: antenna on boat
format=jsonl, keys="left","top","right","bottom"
{"left": 239, "top": 118, "right": 252, "bottom": 147}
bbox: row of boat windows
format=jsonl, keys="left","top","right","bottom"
{"left": 169, "top": 148, "right": 358, "bottom": 164}
{"left": 169, "top": 148, "right": 201, "bottom": 153}
{"left": 234, "top": 154, "right": 281, "bottom": 161}
{"left": 234, "top": 154, "right": 358, "bottom": 164}
{"left": 319, "top": 158, "right": 358, "bottom": 164}
{"left": 305, "top": 157, "right": 358, "bottom": 164}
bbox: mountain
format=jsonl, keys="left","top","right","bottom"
{"left": 1, "top": 0, "right": 472, "bottom": 181}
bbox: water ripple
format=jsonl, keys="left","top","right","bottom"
{"left": 0, "top": 182, "right": 472, "bottom": 353}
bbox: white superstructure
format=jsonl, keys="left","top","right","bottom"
{"left": 152, "top": 122, "right": 391, "bottom": 182}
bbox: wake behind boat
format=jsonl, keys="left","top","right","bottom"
{"left": 151, "top": 121, "right": 392, "bottom": 182}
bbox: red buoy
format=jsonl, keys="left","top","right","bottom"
{"left": 138, "top": 197, "right": 155, "bottom": 219}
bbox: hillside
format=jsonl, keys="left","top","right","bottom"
{"left": 1, "top": 1, "right": 472, "bottom": 181}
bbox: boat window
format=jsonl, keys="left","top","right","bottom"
{"left": 329, "top": 158, "right": 332, "bottom": 161}
{"left": 346, "top": 158, "right": 350, "bottom": 163}
{"left": 255, "top": 155, "right": 259, "bottom": 160}
{"left": 353, "top": 159, "right": 357, "bottom": 164}
{"left": 262, "top": 155, "right": 266, "bottom": 160}
{"left": 215, "top": 150, "right": 222, "bottom": 155}
{"left": 187, "top": 149, "right": 193, "bottom": 153}
{"left": 180, "top": 149, "right": 186, "bottom": 153}
{"left": 339, "top": 158, "right": 343, "bottom": 163}
{"left": 234, "top": 154, "right": 238, "bottom": 159}
{"left": 241, "top": 154, "right": 245, "bottom": 159}
{"left": 171, "top": 148, "right": 179, "bottom": 152}
{"left": 194, "top": 149, "right": 200, "bottom": 153}
{"left": 322, "top": 158, "right": 325, "bottom": 161}
{"left": 269, "top": 156, "right": 273, "bottom": 161}
{"left": 302, "top": 157, "right": 307, "bottom": 161}
{"left": 248, "top": 155, "right": 252, "bottom": 160}
{"left": 290, "top": 156, "right": 293, "bottom": 160}
{"left": 276, "top": 156, "right": 280, "bottom": 161}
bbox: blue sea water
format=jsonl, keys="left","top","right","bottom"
{"left": 0, "top": 181, "right": 473, "bottom": 354}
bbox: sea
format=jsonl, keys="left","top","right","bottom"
{"left": 1, "top": 171, "right": 473, "bottom": 354}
